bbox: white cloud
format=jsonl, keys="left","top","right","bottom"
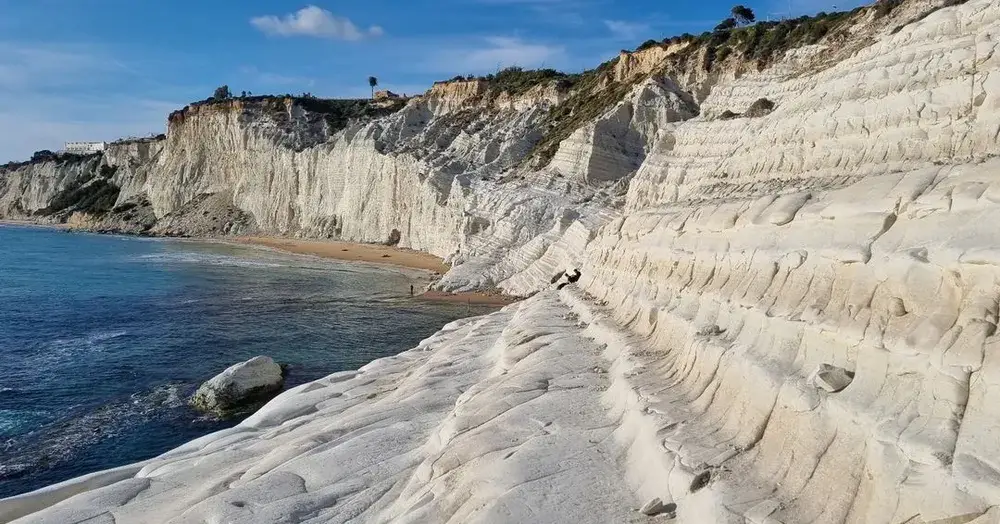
{"left": 604, "top": 20, "right": 651, "bottom": 41}
{"left": 431, "top": 37, "right": 566, "bottom": 74}
{"left": 250, "top": 6, "right": 383, "bottom": 41}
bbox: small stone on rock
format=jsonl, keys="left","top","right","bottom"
{"left": 690, "top": 470, "right": 711, "bottom": 492}
{"left": 812, "top": 363, "right": 854, "bottom": 393}
{"left": 640, "top": 497, "right": 665, "bottom": 516}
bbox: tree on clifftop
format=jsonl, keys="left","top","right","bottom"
{"left": 213, "top": 85, "right": 232, "bottom": 101}
{"left": 731, "top": 5, "right": 756, "bottom": 25}
{"left": 368, "top": 76, "right": 378, "bottom": 99}
{"left": 31, "top": 150, "right": 56, "bottom": 162}
{"left": 715, "top": 18, "right": 738, "bottom": 31}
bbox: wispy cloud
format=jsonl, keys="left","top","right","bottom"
{"left": 429, "top": 36, "right": 566, "bottom": 74}
{"left": 250, "top": 6, "right": 383, "bottom": 41}
{"left": 0, "top": 42, "right": 126, "bottom": 91}
{"left": 0, "top": 97, "right": 177, "bottom": 163}
{"left": 238, "top": 66, "right": 315, "bottom": 89}
{"left": 766, "top": 0, "right": 868, "bottom": 18}
{"left": 603, "top": 20, "right": 651, "bottom": 41}
{"left": 0, "top": 42, "right": 179, "bottom": 161}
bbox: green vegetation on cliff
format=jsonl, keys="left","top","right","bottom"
{"left": 504, "top": 0, "right": 943, "bottom": 167}
{"left": 168, "top": 95, "right": 407, "bottom": 136}
{"left": 0, "top": 152, "right": 102, "bottom": 174}
{"left": 38, "top": 165, "right": 121, "bottom": 217}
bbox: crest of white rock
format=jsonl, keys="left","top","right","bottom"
{"left": 3, "top": 0, "right": 1000, "bottom": 522}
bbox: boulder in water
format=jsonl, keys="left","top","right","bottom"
{"left": 190, "top": 356, "right": 284, "bottom": 416}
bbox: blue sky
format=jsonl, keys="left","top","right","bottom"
{"left": 0, "top": 0, "right": 867, "bottom": 161}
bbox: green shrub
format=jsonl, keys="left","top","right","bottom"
{"left": 484, "top": 67, "right": 578, "bottom": 97}
{"left": 715, "top": 18, "right": 738, "bottom": 32}
{"left": 744, "top": 97, "right": 776, "bottom": 117}
{"left": 170, "top": 95, "right": 406, "bottom": 135}
{"left": 212, "top": 85, "right": 232, "bottom": 101}
{"left": 636, "top": 39, "right": 661, "bottom": 52}
{"left": 874, "top": 0, "right": 905, "bottom": 18}
{"left": 715, "top": 46, "right": 733, "bottom": 63}
{"left": 40, "top": 173, "right": 121, "bottom": 216}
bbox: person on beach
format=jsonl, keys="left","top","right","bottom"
{"left": 410, "top": 284, "right": 414, "bottom": 296}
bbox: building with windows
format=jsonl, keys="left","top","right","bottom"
{"left": 63, "top": 141, "right": 107, "bottom": 155}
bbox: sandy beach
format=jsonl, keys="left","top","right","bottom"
{"left": 234, "top": 236, "right": 520, "bottom": 306}
{"left": 235, "top": 236, "right": 450, "bottom": 273}
{"left": 0, "top": 224, "right": 519, "bottom": 306}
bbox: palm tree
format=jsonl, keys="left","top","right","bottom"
{"left": 368, "top": 76, "right": 378, "bottom": 99}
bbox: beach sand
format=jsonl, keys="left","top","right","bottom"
{"left": 0, "top": 225, "right": 518, "bottom": 306}
{"left": 234, "top": 236, "right": 520, "bottom": 306}
{"left": 236, "top": 236, "right": 450, "bottom": 273}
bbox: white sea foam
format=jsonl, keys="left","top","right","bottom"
{"left": 49, "top": 330, "right": 127, "bottom": 352}
{"left": 134, "top": 252, "right": 284, "bottom": 269}
{"left": 0, "top": 409, "right": 47, "bottom": 436}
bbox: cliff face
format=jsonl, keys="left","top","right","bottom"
{"left": 0, "top": 155, "right": 105, "bottom": 220}
{"left": 581, "top": 1, "right": 1000, "bottom": 520}
{"left": 3, "top": 0, "right": 1000, "bottom": 522}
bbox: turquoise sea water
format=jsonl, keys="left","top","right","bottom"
{"left": 0, "top": 225, "right": 492, "bottom": 498}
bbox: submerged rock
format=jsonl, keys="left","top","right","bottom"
{"left": 190, "top": 356, "right": 285, "bottom": 416}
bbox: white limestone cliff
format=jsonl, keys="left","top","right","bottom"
{"left": 3, "top": 0, "right": 1000, "bottom": 521}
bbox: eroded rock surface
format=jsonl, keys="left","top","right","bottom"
{"left": 3, "top": 0, "right": 1000, "bottom": 522}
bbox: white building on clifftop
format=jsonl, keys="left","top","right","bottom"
{"left": 63, "top": 141, "right": 106, "bottom": 155}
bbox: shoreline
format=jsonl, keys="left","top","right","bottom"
{"left": 232, "top": 236, "right": 450, "bottom": 273}
{"left": 0, "top": 219, "right": 68, "bottom": 229}
{"left": 0, "top": 222, "right": 520, "bottom": 307}
{"left": 232, "top": 236, "right": 520, "bottom": 307}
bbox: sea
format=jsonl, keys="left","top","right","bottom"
{"left": 0, "top": 224, "right": 494, "bottom": 498}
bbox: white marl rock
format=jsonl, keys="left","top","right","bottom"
{"left": 189, "top": 356, "right": 284, "bottom": 415}
{"left": 4, "top": 1, "right": 1000, "bottom": 522}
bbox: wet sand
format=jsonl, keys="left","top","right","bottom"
{"left": 0, "top": 225, "right": 520, "bottom": 306}
{"left": 235, "top": 236, "right": 450, "bottom": 273}
{"left": 417, "top": 290, "right": 521, "bottom": 307}
{"left": 234, "top": 236, "right": 520, "bottom": 306}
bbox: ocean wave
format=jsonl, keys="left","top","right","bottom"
{"left": 134, "top": 252, "right": 284, "bottom": 268}
{"left": 17, "top": 330, "right": 129, "bottom": 370}
{"left": 0, "top": 382, "right": 193, "bottom": 482}
{"left": 132, "top": 384, "right": 186, "bottom": 411}
{"left": 87, "top": 330, "right": 128, "bottom": 344}
{"left": 0, "top": 408, "right": 49, "bottom": 437}
{"left": 48, "top": 330, "right": 128, "bottom": 355}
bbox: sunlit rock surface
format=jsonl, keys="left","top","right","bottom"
{"left": 3, "top": 0, "right": 1000, "bottom": 521}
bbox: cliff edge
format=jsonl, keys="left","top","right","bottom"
{"left": 2, "top": 0, "right": 1000, "bottom": 521}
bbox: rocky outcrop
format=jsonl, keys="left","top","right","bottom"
{"left": 189, "top": 356, "right": 285, "bottom": 416}
{"left": 0, "top": 154, "right": 106, "bottom": 220}
{"left": 3, "top": 0, "right": 1000, "bottom": 522}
